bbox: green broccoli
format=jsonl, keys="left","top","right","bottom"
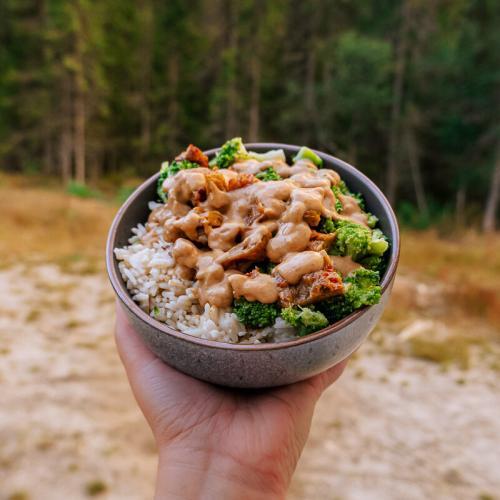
{"left": 358, "top": 254, "right": 384, "bottom": 273}
{"left": 209, "top": 137, "right": 249, "bottom": 169}
{"left": 334, "top": 180, "right": 366, "bottom": 210}
{"left": 336, "top": 180, "right": 350, "bottom": 195}
{"left": 281, "top": 306, "right": 328, "bottom": 336}
{"left": 233, "top": 298, "right": 279, "bottom": 328}
{"left": 317, "top": 268, "right": 381, "bottom": 322}
{"left": 258, "top": 261, "right": 276, "bottom": 274}
{"left": 292, "top": 146, "right": 323, "bottom": 167}
{"left": 256, "top": 167, "right": 281, "bottom": 182}
{"left": 156, "top": 160, "right": 199, "bottom": 202}
{"left": 331, "top": 185, "right": 344, "bottom": 212}
{"left": 332, "top": 220, "right": 372, "bottom": 260}
{"left": 369, "top": 228, "right": 389, "bottom": 256}
{"left": 318, "top": 217, "right": 336, "bottom": 234}
{"left": 248, "top": 149, "right": 286, "bottom": 162}
{"left": 157, "top": 162, "right": 170, "bottom": 202}
{"left": 366, "top": 213, "right": 379, "bottom": 228}
{"left": 351, "top": 192, "right": 366, "bottom": 210}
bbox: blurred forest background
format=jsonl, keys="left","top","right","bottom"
{"left": 1, "top": 0, "right": 499, "bottom": 230}
{"left": 1, "top": 1, "right": 500, "bottom": 499}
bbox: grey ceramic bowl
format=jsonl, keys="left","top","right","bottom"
{"left": 106, "top": 143, "right": 400, "bottom": 388}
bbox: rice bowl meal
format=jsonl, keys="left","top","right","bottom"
{"left": 114, "top": 138, "right": 390, "bottom": 344}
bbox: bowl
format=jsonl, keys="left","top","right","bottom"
{"left": 106, "top": 143, "right": 400, "bottom": 388}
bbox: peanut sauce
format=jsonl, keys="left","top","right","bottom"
{"left": 146, "top": 159, "right": 366, "bottom": 306}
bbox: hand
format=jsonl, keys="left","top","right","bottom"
{"left": 115, "top": 305, "right": 347, "bottom": 499}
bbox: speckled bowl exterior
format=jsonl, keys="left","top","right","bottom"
{"left": 106, "top": 143, "right": 400, "bottom": 388}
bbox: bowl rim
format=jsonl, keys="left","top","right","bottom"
{"left": 106, "top": 142, "right": 400, "bottom": 351}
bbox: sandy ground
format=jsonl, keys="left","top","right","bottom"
{"left": 0, "top": 264, "right": 499, "bottom": 500}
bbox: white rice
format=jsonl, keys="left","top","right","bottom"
{"left": 114, "top": 223, "right": 297, "bottom": 343}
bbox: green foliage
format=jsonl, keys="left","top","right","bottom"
{"left": 0, "top": 0, "right": 497, "bottom": 227}
{"left": 209, "top": 137, "right": 249, "bottom": 169}
{"left": 317, "top": 268, "right": 381, "bottom": 322}
{"left": 281, "top": 306, "right": 328, "bottom": 336}
{"left": 233, "top": 298, "right": 279, "bottom": 328}
{"left": 256, "top": 167, "right": 281, "bottom": 181}
{"left": 66, "top": 182, "right": 100, "bottom": 199}
{"left": 115, "top": 186, "right": 136, "bottom": 204}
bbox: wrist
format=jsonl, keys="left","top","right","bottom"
{"left": 156, "top": 442, "right": 288, "bottom": 500}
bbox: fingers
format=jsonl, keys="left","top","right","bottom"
{"left": 115, "top": 303, "right": 158, "bottom": 372}
{"left": 114, "top": 304, "right": 217, "bottom": 435}
{"left": 314, "top": 358, "right": 349, "bottom": 394}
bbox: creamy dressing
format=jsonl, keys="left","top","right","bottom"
{"left": 275, "top": 251, "right": 324, "bottom": 285}
{"left": 145, "top": 156, "right": 367, "bottom": 306}
{"left": 330, "top": 256, "right": 362, "bottom": 276}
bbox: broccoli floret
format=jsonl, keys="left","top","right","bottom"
{"left": 344, "top": 268, "right": 381, "bottom": 309}
{"left": 317, "top": 268, "right": 381, "bottom": 322}
{"left": 358, "top": 254, "right": 384, "bottom": 273}
{"left": 334, "top": 180, "right": 366, "bottom": 210}
{"left": 256, "top": 167, "right": 281, "bottom": 182}
{"left": 331, "top": 221, "right": 389, "bottom": 261}
{"left": 248, "top": 149, "right": 286, "bottom": 162}
{"left": 233, "top": 298, "right": 279, "bottom": 328}
{"left": 157, "top": 162, "right": 170, "bottom": 202}
{"left": 316, "top": 296, "right": 354, "bottom": 322}
{"left": 366, "top": 213, "right": 379, "bottom": 228}
{"left": 281, "top": 306, "right": 328, "bottom": 336}
{"left": 259, "top": 261, "right": 276, "bottom": 274}
{"left": 156, "top": 160, "right": 199, "bottom": 202}
{"left": 292, "top": 146, "right": 323, "bottom": 167}
{"left": 351, "top": 192, "right": 366, "bottom": 210}
{"left": 332, "top": 220, "right": 372, "bottom": 260}
{"left": 336, "top": 180, "right": 350, "bottom": 195}
{"left": 369, "top": 228, "right": 389, "bottom": 256}
{"left": 209, "top": 137, "right": 249, "bottom": 169}
{"left": 318, "top": 217, "right": 336, "bottom": 234}
{"left": 331, "top": 185, "right": 344, "bottom": 213}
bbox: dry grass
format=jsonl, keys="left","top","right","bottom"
{"left": 0, "top": 177, "right": 116, "bottom": 265}
{"left": 400, "top": 230, "right": 500, "bottom": 326}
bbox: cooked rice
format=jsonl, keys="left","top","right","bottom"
{"left": 114, "top": 220, "right": 296, "bottom": 344}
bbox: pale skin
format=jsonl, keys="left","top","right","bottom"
{"left": 115, "top": 305, "right": 348, "bottom": 499}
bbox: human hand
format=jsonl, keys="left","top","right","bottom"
{"left": 115, "top": 305, "right": 348, "bottom": 499}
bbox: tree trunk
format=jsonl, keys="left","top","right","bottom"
{"left": 455, "top": 186, "right": 466, "bottom": 229}
{"left": 248, "top": 52, "right": 261, "bottom": 142}
{"left": 303, "top": 46, "right": 317, "bottom": 144}
{"left": 224, "top": 1, "right": 238, "bottom": 138}
{"left": 386, "top": 0, "right": 411, "bottom": 204}
{"left": 139, "top": 0, "right": 153, "bottom": 157}
{"left": 167, "top": 54, "right": 179, "bottom": 154}
{"left": 482, "top": 140, "right": 500, "bottom": 232}
{"left": 74, "top": 82, "right": 86, "bottom": 184}
{"left": 405, "top": 122, "right": 428, "bottom": 215}
{"left": 73, "top": 5, "right": 86, "bottom": 185}
{"left": 59, "top": 76, "right": 73, "bottom": 184}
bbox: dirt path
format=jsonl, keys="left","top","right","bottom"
{"left": 0, "top": 265, "right": 499, "bottom": 500}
